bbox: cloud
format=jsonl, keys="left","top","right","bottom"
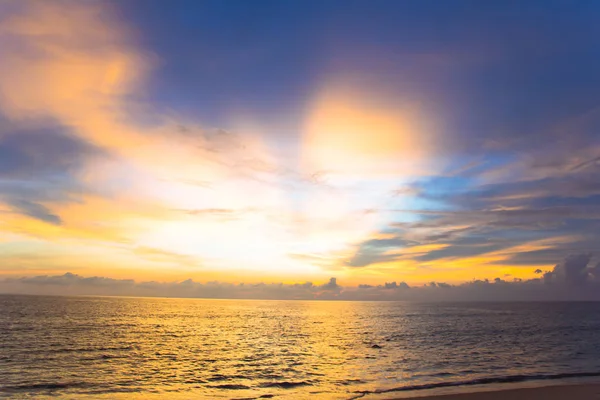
{"left": 2, "top": 255, "right": 599, "bottom": 301}
{"left": 1, "top": 0, "right": 599, "bottom": 285}
{"left": 0, "top": 0, "right": 149, "bottom": 234}
{"left": 13, "top": 272, "right": 135, "bottom": 287}
{"left": 0, "top": 0, "right": 150, "bottom": 149}
{"left": 0, "top": 0, "right": 344, "bottom": 261}
{"left": 321, "top": 277, "right": 339, "bottom": 291}
{"left": 345, "top": 164, "right": 600, "bottom": 269}
{"left": 132, "top": 246, "right": 200, "bottom": 267}
{"left": 179, "top": 207, "right": 264, "bottom": 222}
{"left": 0, "top": 122, "right": 102, "bottom": 178}
{"left": 0, "top": 121, "right": 106, "bottom": 224}
{"left": 1, "top": 273, "right": 344, "bottom": 300}
{"left": 345, "top": 237, "right": 415, "bottom": 267}
{"left": 2, "top": 272, "right": 595, "bottom": 301}
{"left": 5, "top": 199, "right": 62, "bottom": 225}
{"left": 335, "top": 100, "right": 600, "bottom": 274}
{"left": 545, "top": 253, "right": 594, "bottom": 286}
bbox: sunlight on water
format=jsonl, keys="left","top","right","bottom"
{"left": 2, "top": 296, "right": 600, "bottom": 399}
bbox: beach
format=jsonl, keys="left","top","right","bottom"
{"left": 386, "top": 383, "right": 600, "bottom": 400}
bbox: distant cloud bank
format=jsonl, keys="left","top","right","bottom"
{"left": 2, "top": 255, "right": 600, "bottom": 301}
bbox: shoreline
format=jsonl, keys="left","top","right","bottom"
{"left": 362, "top": 381, "right": 600, "bottom": 400}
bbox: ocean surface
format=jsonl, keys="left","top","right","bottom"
{"left": 1, "top": 296, "right": 600, "bottom": 399}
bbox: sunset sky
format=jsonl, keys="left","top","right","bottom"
{"left": 1, "top": 0, "right": 599, "bottom": 291}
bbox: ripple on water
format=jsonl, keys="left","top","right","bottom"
{"left": 3, "top": 297, "right": 600, "bottom": 399}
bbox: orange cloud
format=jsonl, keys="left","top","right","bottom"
{"left": 0, "top": 0, "right": 152, "bottom": 149}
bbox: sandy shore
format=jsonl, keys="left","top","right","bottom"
{"left": 385, "top": 383, "right": 600, "bottom": 400}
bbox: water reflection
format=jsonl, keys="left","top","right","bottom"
{"left": 1, "top": 296, "right": 600, "bottom": 398}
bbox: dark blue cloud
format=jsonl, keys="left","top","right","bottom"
{"left": 349, "top": 183, "right": 600, "bottom": 266}
{"left": 6, "top": 199, "right": 62, "bottom": 226}
{"left": 0, "top": 124, "right": 100, "bottom": 178}
{"left": 346, "top": 237, "right": 418, "bottom": 267}
{"left": 0, "top": 120, "right": 106, "bottom": 224}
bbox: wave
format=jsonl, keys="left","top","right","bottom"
{"left": 260, "top": 381, "right": 312, "bottom": 389}
{"left": 210, "top": 384, "right": 251, "bottom": 390}
{"left": 0, "top": 382, "right": 91, "bottom": 392}
{"left": 231, "top": 394, "right": 276, "bottom": 400}
{"left": 15, "top": 346, "right": 135, "bottom": 356}
{"left": 350, "top": 371, "right": 600, "bottom": 399}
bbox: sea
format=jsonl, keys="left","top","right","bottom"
{"left": 1, "top": 295, "right": 600, "bottom": 399}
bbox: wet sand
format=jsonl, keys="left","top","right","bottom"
{"left": 394, "top": 383, "right": 600, "bottom": 400}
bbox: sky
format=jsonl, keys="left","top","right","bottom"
{"left": 1, "top": 0, "right": 600, "bottom": 299}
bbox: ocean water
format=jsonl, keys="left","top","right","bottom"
{"left": 1, "top": 296, "right": 600, "bottom": 399}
